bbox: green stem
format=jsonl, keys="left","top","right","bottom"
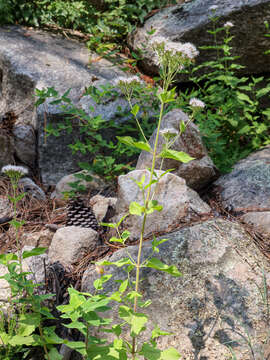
{"left": 127, "top": 97, "right": 149, "bottom": 145}
{"left": 131, "top": 100, "right": 165, "bottom": 358}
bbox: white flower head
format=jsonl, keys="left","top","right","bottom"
{"left": 150, "top": 36, "right": 168, "bottom": 48}
{"left": 1, "top": 165, "right": 28, "bottom": 178}
{"left": 224, "top": 21, "right": 234, "bottom": 28}
{"left": 189, "top": 98, "right": 205, "bottom": 109}
{"left": 113, "top": 76, "right": 143, "bottom": 87}
{"left": 160, "top": 127, "right": 178, "bottom": 141}
{"left": 209, "top": 5, "right": 218, "bottom": 11}
{"left": 178, "top": 42, "right": 199, "bottom": 60}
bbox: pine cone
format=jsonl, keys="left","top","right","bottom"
{"left": 66, "top": 197, "right": 100, "bottom": 231}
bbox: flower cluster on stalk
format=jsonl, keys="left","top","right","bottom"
{"left": 1, "top": 165, "right": 28, "bottom": 181}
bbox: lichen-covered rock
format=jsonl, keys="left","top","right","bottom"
{"left": 128, "top": 0, "right": 270, "bottom": 79}
{"left": 48, "top": 226, "right": 99, "bottom": 267}
{"left": 82, "top": 219, "right": 270, "bottom": 359}
{"left": 136, "top": 109, "right": 217, "bottom": 190}
{"left": 111, "top": 169, "right": 211, "bottom": 241}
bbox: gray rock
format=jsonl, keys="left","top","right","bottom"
{"left": 214, "top": 146, "right": 270, "bottom": 211}
{"left": 128, "top": 0, "right": 270, "bottom": 79}
{"left": 136, "top": 109, "right": 217, "bottom": 190}
{"left": 82, "top": 218, "right": 270, "bottom": 359}
{"left": 0, "top": 26, "right": 137, "bottom": 185}
{"left": 0, "top": 195, "right": 12, "bottom": 218}
{"left": 13, "top": 123, "right": 36, "bottom": 167}
{"left": 18, "top": 177, "right": 46, "bottom": 201}
{"left": 241, "top": 211, "right": 270, "bottom": 237}
{"left": 51, "top": 170, "right": 107, "bottom": 199}
{"left": 22, "top": 245, "right": 48, "bottom": 284}
{"left": 89, "top": 194, "right": 117, "bottom": 222}
{"left": 111, "top": 169, "right": 211, "bottom": 241}
{"left": 0, "top": 130, "right": 15, "bottom": 168}
{"left": 48, "top": 226, "right": 99, "bottom": 267}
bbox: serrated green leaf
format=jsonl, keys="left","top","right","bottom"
{"left": 117, "top": 136, "right": 152, "bottom": 152}
{"left": 159, "top": 149, "right": 194, "bottom": 163}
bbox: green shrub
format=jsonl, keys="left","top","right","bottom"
{"left": 171, "top": 20, "right": 270, "bottom": 173}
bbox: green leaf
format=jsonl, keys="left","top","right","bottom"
{"left": 98, "top": 257, "right": 134, "bottom": 268}
{"left": 179, "top": 121, "right": 186, "bottom": 134}
{"left": 131, "top": 104, "right": 140, "bottom": 116}
{"left": 22, "top": 247, "right": 47, "bottom": 259}
{"left": 119, "top": 279, "right": 128, "bottom": 293}
{"left": 129, "top": 201, "right": 144, "bottom": 216}
{"left": 109, "top": 236, "right": 125, "bottom": 244}
{"left": 131, "top": 312, "right": 148, "bottom": 336}
{"left": 161, "top": 347, "right": 181, "bottom": 359}
{"left": 159, "top": 149, "right": 194, "bottom": 163}
{"left": 146, "top": 200, "right": 163, "bottom": 214}
{"left": 8, "top": 335, "right": 36, "bottom": 346}
{"left": 151, "top": 237, "right": 168, "bottom": 253}
{"left": 46, "top": 347, "right": 63, "bottom": 360}
{"left": 145, "top": 258, "right": 182, "bottom": 277}
{"left": 139, "top": 343, "right": 161, "bottom": 360}
{"left": 263, "top": 108, "right": 270, "bottom": 119}
{"left": 117, "top": 136, "right": 152, "bottom": 152}
{"left": 158, "top": 88, "right": 176, "bottom": 104}
{"left": 94, "top": 274, "right": 112, "bottom": 290}
{"left": 151, "top": 325, "right": 172, "bottom": 340}
{"left": 237, "top": 125, "right": 250, "bottom": 135}
{"left": 236, "top": 92, "right": 253, "bottom": 104}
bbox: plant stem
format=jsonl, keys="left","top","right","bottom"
{"left": 131, "top": 100, "right": 165, "bottom": 358}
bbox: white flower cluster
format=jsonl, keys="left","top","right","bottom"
{"left": 189, "top": 98, "right": 205, "bottom": 109}
{"left": 1, "top": 165, "right": 28, "bottom": 176}
{"left": 113, "top": 76, "right": 143, "bottom": 87}
{"left": 224, "top": 21, "right": 234, "bottom": 28}
{"left": 160, "top": 128, "right": 178, "bottom": 139}
{"left": 209, "top": 5, "right": 218, "bottom": 11}
{"left": 2, "top": 165, "right": 28, "bottom": 176}
{"left": 150, "top": 36, "right": 199, "bottom": 60}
